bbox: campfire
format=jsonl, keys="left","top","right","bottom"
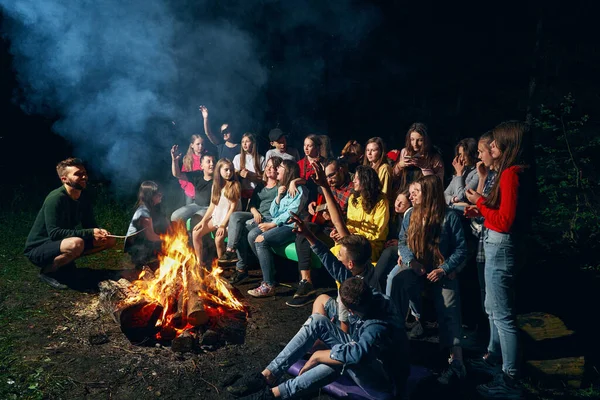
{"left": 99, "top": 222, "right": 247, "bottom": 352}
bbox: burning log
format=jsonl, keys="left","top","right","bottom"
{"left": 187, "top": 271, "right": 208, "bottom": 326}
{"left": 98, "top": 278, "right": 163, "bottom": 344}
{"left": 171, "top": 329, "right": 197, "bottom": 353}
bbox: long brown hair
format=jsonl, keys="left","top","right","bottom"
{"left": 351, "top": 165, "right": 382, "bottom": 214}
{"left": 211, "top": 158, "right": 241, "bottom": 205}
{"left": 239, "top": 132, "right": 262, "bottom": 175}
{"left": 363, "top": 137, "right": 386, "bottom": 172}
{"left": 456, "top": 137, "right": 478, "bottom": 167}
{"left": 279, "top": 159, "right": 300, "bottom": 189}
{"left": 262, "top": 156, "right": 282, "bottom": 182}
{"left": 304, "top": 134, "right": 323, "bottom": 159}
{"left": 484, "top": 121, "right": 531, "bottom": 208}
{"left": 394, "top": 123, "right": 435, "bottom": 190}
{"left": 406, "top": 175, "right": 446, "bottom": 268}
{"left": 183, "top": 134, "right": 205, "bottom": 171}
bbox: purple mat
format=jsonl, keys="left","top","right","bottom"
{"left": 287, "top": 360, "right": 431, "bottom": 399}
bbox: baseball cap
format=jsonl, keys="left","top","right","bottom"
{"left": 268, "top": 128, "right": 286, "bottom": 142}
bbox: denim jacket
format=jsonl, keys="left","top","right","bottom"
{"left": 398, "top": 208, "right": 467, "bottom": 275}
{"left": 270, "top": 185, "right": 308, "bottom": 227}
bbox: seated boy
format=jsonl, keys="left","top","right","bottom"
{"left": 228, "top": 277, "right": 409, "bottom": 400}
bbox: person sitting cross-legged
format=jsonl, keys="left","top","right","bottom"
{"left": 24, "top": 157, "right": 117, "bottom": 290}
{"left": 227, "top": 277, "right": 409, "bottom": 400}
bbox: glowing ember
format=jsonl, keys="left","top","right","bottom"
{"left": 132, "top": 222, "right": 245, "bottom": 340}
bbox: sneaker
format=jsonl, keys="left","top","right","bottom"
{"left": 285, "top": 294, "right": 316, "bottom": 308}
{"left": 219, "top": 250, "right": 239, "bottom": 265}
{"left": 226, "top": 372, "right": 268, "bottom": 397}
{"left": 229, "top": 270, "right": 249, "bottom": 285}
{"left": 237, "top": 386, "right": 275, "bottom": 400}
{"left": 408, "top": 320, "right": 424, "bottom": 339}
{"left": 437, "top": 359, "right": 466, "bottom": 385}
{"left": 476, "top": 372, "right": 523, "bottom": 399}
{"left": 39, "top": 273, "right": 68, "bottom": 290}
{"left": 247, "top": 282, "right": 275, "bottom": 298}
{"left": 293, "top": 280, "right": 316, "bottom": 298}
{"left": 466, "top": 354, "right": 502, "bottom": 376}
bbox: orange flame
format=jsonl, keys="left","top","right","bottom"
{"left": 133, "top": 222, "right": 244, "bottom": 337}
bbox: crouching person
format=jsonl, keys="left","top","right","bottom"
{"left": 227, "top": 277, "right": 409, "bottom": 400}
{"left": 24, "top": 157, "right": 117, "bottom": 290}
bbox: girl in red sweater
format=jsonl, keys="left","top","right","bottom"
{"left": 465, "top": 121, "right": 533, "bottom": 399}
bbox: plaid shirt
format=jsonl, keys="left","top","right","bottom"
{"left": 476, "top": 171, "right": 497, "bottom": 263}
{"left": 330, "top": 179, "right": 353, "bottom": 213}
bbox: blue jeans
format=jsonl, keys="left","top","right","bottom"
{"left": 267, "top": 314, "right": 393, "bottom": 400}
{"left": 236, "top": 218, "right": 270, "bottom": 272}
{"left": 170, "top": 204, "right": 207, "bottom": 222}
{"left": 227, "top": 211, "right": 253, "bottom": 250}
{"left": 387, "top": 263, "right": 462, "bottom": 348}
{"left": 483, "top": 228, "right": 520, "bottom": 377}
{"left": 253, "top": 225, "right": 295, "bottom": 286}
{"left": 386, "top": 264, "right": 422, "bottom": 320}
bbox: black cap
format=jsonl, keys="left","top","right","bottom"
{"left": 268, "top": 128, "right": 285, "bottom": 142}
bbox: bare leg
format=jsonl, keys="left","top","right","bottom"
{"left": 312, "top": 294, "right": 331, "bottom": 316}
{"left": 300, "top": 269, "right": 311, "bottom": 282}
{"left": 44, "top": 238, "right": 85, "bottom": 274}
{"left": 192, "top": 221, "right": 216, "bottom": 266}
{"left": 215, "top": 232, "right": 226, "bottom": 259}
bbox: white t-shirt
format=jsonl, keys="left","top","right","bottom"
{"left": 233, "top": 153, "right": 266, "bottom": 192}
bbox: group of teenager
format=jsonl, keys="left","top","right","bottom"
{"left": 24, "top": 104, "right": 533, "bottom": 399}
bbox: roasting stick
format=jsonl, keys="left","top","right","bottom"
{"left": 106, "top": 228, "right": 146, "bottom": 239}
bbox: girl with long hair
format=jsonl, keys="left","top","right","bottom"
{"left": 339, "top": 139, "right": 364, "bottom": 174}
{"left": 389, "top": 175, "right": 468, "bottom": 385}
{"left": 180, "top": 134, "right": 205, "bottom": 203}
{"left": 192, "top": 158, "right": 241, "bottom": 265}
{"left": 288, "top": 134, "right": 325, "bottom": 199}
{"left": 233, "top": 132, "right": 265, "bottom": 209}
{"left": 329, "top": 165, "right": 390, "bottom": 260}
{"left": 392, "top": 123, "right": 444, "bottom": 192}
{"left": 444, "top": 137, "right": 479, "bottom": 208}
{"left": 125, "top": 181, "right": 168, "bottom": 269}
{"left": 465, "top": 121, "right": 534, "bottom": 398}
{"left": 364, "top": 137, "right": 393, "bottom": 197}
{"left": 219, "top": 157, "right": 283, "bottom": 283}
{"left": 247, "top": 160, "right": 308, "bottom": 298}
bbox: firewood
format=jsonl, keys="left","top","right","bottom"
{"left": 187, "top": 278, "right": 208, "bottom": 326}
{"left": 171, "top": 330, "right": 197, "bottom": 353}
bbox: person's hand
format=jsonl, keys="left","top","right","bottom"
{"left": 410, "top": 259, "right": 426, "bottom": 276}
{"left": 199, "top": 105, "right": 208, "bottom": 119}
{"left": 464, "top": 205, "right": 482, "bottom": 218}
{"left": 476, "top": 161, "right": 488, "bottom": 179}
{"left": 329, "top": 229, "right": 342, "bottom": 242}
{"left": 397, "top": 254, "right": 403, "bottom": 266}
{"left": 287, "top": 181, "right": 299, "bottom": 197}
{"left": 310, "top": 160, "right": 328, "bottom": 187}
{"left": 322, "top": 211, "right": 331, "bottom": 221}
{"left": 393, "top": 161, "right": 404, "bottom": 176}
{"left": 216, "top": 227, "right": 225, "bottom": 238}
{"left": 452, "top": 155, "right": 465, "bottom": 176}
{"left": 411, "top": 155, "right": 428, "bottom": 170}
{"left": 171, "top": 145, "right": 181, "bottom": 161}
{"left": 278, "top": 186, "right": 287, "bottom": 197}
{"left": 251, "top": 210, "right": 263, "bottom": 224}
{"left": 385, "top": 239, "right": 398, "bottom": 248}
{"left": 290, "top": 212, "right": 313, "bottom": 239}
{"left": 193, "top": 220, "right": 205, "bottom": 232}
{"left": 258, "top": 222, "right": 276, "bottom": 232}
{"left": 466, "top": 188, "right": 483, "bottom": 204}
{"left": 427, "top": 268, "right": 446, "bottom": 283}
{"left": 299, "top": 350, "right": 329, "bottom": 375}
{"left": 239, "top": 169, "right": 249, "bottom": 179}
{"left": 93, "top": 228, "right": 109, "bottom": 241}
{"left": 307, "top": 201, "right": 317, "bottom": 216}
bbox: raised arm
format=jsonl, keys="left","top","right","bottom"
{"left": 199, "top": 105, "right": 222, "bottom": 146}
{"left": 171, "top": 145, "right": 185, "bottom": 179}
{"left": 310, "top": 160, "right": 350, "bottom": 237}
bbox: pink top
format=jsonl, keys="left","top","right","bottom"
{"left": 399, "top": 148, "right": 444, "bottom": 181}
{"left": 180, "top": 154, "right": 202, "bottom": 198}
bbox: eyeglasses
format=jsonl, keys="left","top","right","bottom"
{"left": 326, "top": 172, "right": 337, "bottom": 179}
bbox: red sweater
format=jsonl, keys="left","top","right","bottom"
{"left": 477, "top": 165, "right": 523, "bottom": 233}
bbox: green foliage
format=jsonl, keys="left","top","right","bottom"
{"left": 533, "top": 94, "right": 600, "bottom": 270}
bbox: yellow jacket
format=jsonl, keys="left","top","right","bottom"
{"left": 340, "top": 194, "right": 390, "bottom": 260}
{"left": 377, "top": 163, "right": 393, "bottom": 196}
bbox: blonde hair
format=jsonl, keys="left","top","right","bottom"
{"left": 239, "top": 132, "right": 262, "bottom": 176}
{"left": 183, "top": 134, "right": 205, "bottom": 172}
{"left": 363, "top": 137, "right": 387, "bottom": 172}
{"left": 211, "top": 158, "right": 241, "bottom": 205}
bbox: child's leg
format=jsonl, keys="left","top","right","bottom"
{"left": 215, "top": 229, "right": 227, "bottom": 259}
{"left": 192, "top": 220, "right": 216, "bottom": 265}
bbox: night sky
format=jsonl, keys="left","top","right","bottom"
{"left": 0, "top": 0, "right": 598, "bottom": 202}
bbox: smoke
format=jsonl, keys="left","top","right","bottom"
{"left": 0, "top": 0, "right": 379, "bottom": 191}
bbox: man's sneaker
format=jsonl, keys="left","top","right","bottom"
{"left": 39, "top": 273, "right": 68, "bottom": 290}
{"left": 229, "top": 270, "right": 249, "bottom": 285}
{"left": 285, "top": 294, "right": 316, "bottom": 308}
{"left": 466, "top": 354, "right": 502, "bottom": 376}
{"left": 437, "top": 359, "right": 466, "bottom": 385}
{"left": 226, "top": 372, "right": 268, "bottom": 397}
{"left": 237, "top": 386, "right": 275, "bottom": 400}
{"left": 408, "top": 320, "right": 424, "bottom": 339}
{"left": 476, "top": 372, "right": 523, "bottom": 399}
{"left": 247, "top": 282, "right": 275, "bottom": 298}
{"left": 293, "top": 280, "right": 316, "bottom": 298}
{"left": 218, "top": 250, "right": 239, "bottom": 265}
